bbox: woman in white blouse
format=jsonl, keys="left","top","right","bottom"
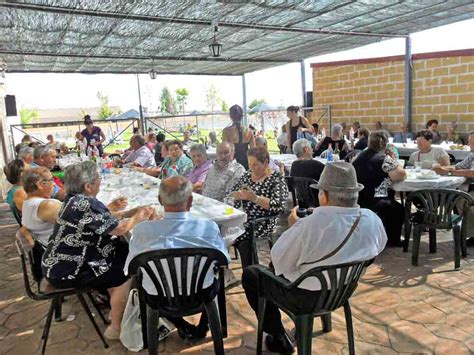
{"left": 21, "top": 167, "right": 62, "bottom": 247}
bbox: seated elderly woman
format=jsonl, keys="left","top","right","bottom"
{"left": 159, "top": 140, "right": 193, "bottom": 179}
{"left": 353, "top": 131, "right": 407, "bottom": 246}
{"left": 229, "top": 147, "right": 288, "bottom": 268}
{"left": 42, "top": 161, "right": 155, "bottom": 340}
{"left": 408, "top": 129, "right": 450, "bottom": 169}
{"left": 4, "top": 159, "right": 28, "bottom": 221}
{"left": 18, "top": 145, "right": 35, "bottom": 167}
{"left": 314, "top": 123, "right": 349, "bottom": 158}
{"left": 186, "top": 144, "right": 212, "bottom": 193}
{"left": 21, "top": 167, "right": 62, "bottom": 246}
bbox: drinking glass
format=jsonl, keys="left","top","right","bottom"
{"left": 223, "top": 197, "right": 235, "bottom": 215}
{"left": 224, "top": 196, "right": 235, "bottom": 207}
{"left": 415, "top": 161, "right": 422, "bottom": 172}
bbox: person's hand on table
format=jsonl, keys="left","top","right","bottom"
{"left": 288, "top": 206, "right": 300, "bottom": 227}
{"left": 108, "top": 197, "right": 128, "bottom": 212}
{"left": 433, "top": 166, "right": 455, "bottom": 175}
{"left": 133, "top": 206, "right": 154, "bottom": 222}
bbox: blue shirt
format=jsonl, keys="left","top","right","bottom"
{"left": 125, "top": 212, "right": 230, "bottom": 295}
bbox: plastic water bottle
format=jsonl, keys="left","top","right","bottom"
{"left": 326, "top": 143, "right": 334, "bottom": 162}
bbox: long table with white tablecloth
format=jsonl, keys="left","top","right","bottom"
{"left": 96, "top": 170, "right": 247, "bottom": 244}
{"left": 392, "top": 170, "right": 466, "bottom": 192}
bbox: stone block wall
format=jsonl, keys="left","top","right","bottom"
{"left": 311, "top": 49, "right": 474, "bottom": 135}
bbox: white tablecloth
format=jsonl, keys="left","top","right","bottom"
{"left": 97, "top": 171, "right": 247, "bottom": 244}
{"left": 270, "top": 154, "right": 327, "bottom": 170}
{"left": 393, "top": 143, "right": 470, "bottom": 161}
{"left": 392, "top": 171, "right": 466, "bottom": 192}
{"left": 58, "top": 154, "right": 88, "bottom": 170}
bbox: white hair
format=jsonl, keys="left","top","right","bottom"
{"left": 64, "top": 161, "right": 99, "bottom": 194}
{"left": 189, "top": 144, "right": 208, "bottom": 158}
{"left": 159, "top": 178, "right": 193, "bottom": 206}
{"left": 18, "top": 146, "right": 34, "bottom": 160}
{"left": 320, "top": 190, "right": 358, "bottom": 207}
{"left": 331, "top": 124, "right": 343, "bottom": 137}
{"left": 292, "top": 138, "right": 312, "bottom": 158}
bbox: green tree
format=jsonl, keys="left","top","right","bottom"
{"left": 248, "top": 98, "right": 266, "bottom": 111}
{"left": 220, "top": 99, "right": 229, "bottom": 112}
{"left": 205, "top": 83, "right": 221, "bottom": 113}
{"left": 96, "top": 91, "right": 114, "bottom": 119}
{"left": 159, "top": 87, "right": 176, "bottom": 114}
{"left": 19, "top": 108, "right": 40, "bottom": 125}
{"left": 175, "top": 88, "right": 189, "bottom": 114}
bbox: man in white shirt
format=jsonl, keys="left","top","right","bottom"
{"left": 242, "top": 162, "right": 387, "bottom": 354}
{"left": 408, "top": 130, "right": 450, "bottom": 169}
{"left": 123, "top": 135, "right": 156, "bottom": 168}
{"left": 124, "top": 176, "right": 230, "bottom": 340}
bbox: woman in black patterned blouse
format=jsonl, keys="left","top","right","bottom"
{"left": 42, "top": 161, "right": 154, "bottom": 340}
{"left": 230, "top": 147, "right": 288, "bottom": 268}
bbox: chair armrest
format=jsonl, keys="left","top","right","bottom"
{"left": 253, "top": 264, "right": 293, "bottom": 295}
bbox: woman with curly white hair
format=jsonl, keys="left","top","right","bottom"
{"left": 42, "top": 161, "right": 155, "bottom": 339}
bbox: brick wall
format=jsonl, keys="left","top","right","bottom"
{"left": 311, "top": 49, "right": 474, "bottom": 135}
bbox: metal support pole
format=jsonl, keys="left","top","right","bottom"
{"left": 404, "top": 36, "right": 412, "bottom": 130}
{"left": 136, "top": 74, "right": 145, "bottom": 135}
{"left": 300, "top": 60, "right": 307, "bottom": 107}
{"left": 242, "top": 74, "right": 248, "bottom": 126}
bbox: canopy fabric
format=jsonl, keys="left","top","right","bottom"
{"left": 1, "top": 0, "right": 473, "bottom": 75}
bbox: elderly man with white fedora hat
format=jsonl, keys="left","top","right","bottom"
{"left": 242, "top": 162, "right": 387, "bottom": 354}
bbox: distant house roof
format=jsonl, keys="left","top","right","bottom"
{"left": 36, "top": 106, "right": 121, "bottom": 123}
{"left": 106, "top": 109, "right": 139, "bottom": 120}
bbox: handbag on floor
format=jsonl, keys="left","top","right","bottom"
{"left": 120, "top": 288, "right": 173, "bottom": 352}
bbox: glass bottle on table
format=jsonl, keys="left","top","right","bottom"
{"left": 333, "top": 143, "right": 340, "bottom": 161}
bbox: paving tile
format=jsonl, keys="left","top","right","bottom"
{"left": 2, "top": 202, "right": 474, "bottom": 354}
{"left": 387, "top": 320, "right": 438, "bottom": 353}
{"left": 434, "top": 338, "right": 471, "bottom": 354}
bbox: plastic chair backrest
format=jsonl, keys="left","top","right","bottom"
{"left": 291, "top": 176, "right": 319, "bottom": 208}
{"left": 344, "top": 150, "right": 361, "bottom": 163}
{"left": 10, "top": 205, "right": 22, "bottom": 226}
{"left": 15, "top": 228, "right": 41, "bottom": 300}
{"left": 261, "top": 260, "right": 370, "bottom": 315}
{"left": 405, "top": 189, "right": 473, "bottom": 230}
{"left": 128, "top": 248, "right": 229, "bottom": 310}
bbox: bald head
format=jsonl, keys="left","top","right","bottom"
{"left": 159, "top": 176, "right": 193, "bottom": 211}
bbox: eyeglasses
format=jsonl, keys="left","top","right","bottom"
{"left": 41, "top": 178, "right": 54, "bottom": 184}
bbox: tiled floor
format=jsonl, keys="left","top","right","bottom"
{"left": 1, "top": 203, "right": 474, "bottom": 354}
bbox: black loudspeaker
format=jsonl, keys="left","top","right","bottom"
{"left": 305, "top": 91, "right": 313, "bottom": 109}
{"left": 5, "top": 95, "right": 17, "bottom": 116}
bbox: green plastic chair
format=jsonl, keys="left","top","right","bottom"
{"left": 404, "top": 189, "right": 473, "bottom": 269}
{"left": 254, "top": 259, "right": 373, "bottom": 355}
